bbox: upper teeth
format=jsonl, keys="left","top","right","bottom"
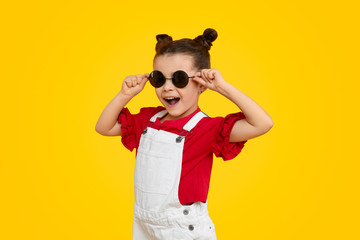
{"left": 165, "top": 97, "right": 176, "bottom": 100}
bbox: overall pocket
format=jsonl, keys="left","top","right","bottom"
{"left": 135, "top": 129, "right": 184, "bottom": 194}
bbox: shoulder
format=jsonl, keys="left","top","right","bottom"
{"left": 188, "top": 113, "right": 222, "bottom": 138}
{"left": 194, "top": 111, "right": 246, "bottom": 132}
{"left": 195, "top": 112, "right": 224, "bottom": 127}
{"left": 119, "top": 106, "right": 166, "bottom": 126}
{"left": 197, "top": 112, "right": 248, "bottom": 160}
{"left": 134, "top": 106, "right": 166, "bottom": 129}
{"left": 200, "top": 111, "right": 246, "bottom": 122}
{"left": 135, "top": 106, "right": 166, "bottom": 119}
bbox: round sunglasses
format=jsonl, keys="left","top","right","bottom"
{"left": 148, "top": 70, "right": 195, "bottom": 88}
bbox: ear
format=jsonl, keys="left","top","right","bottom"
{"left": 199, "top": 85, "right": 207, "bottom": 94}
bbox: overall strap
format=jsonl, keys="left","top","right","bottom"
{"left": 175, "top": 111, "right": 208, "bottom": 143}
{"left": 149, "top": 110, "right": 168, "bottom": 122}
{"left": 183, "top": 111, "right": 208, "bottom": 131}
{"left": 143, "top": 110, "right": 208, "bottom": 141}
{"left": 142, "top": 110, "right": 168, "bottom": 135}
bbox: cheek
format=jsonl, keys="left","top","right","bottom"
{"left": 189, "top": 81, "right": 201, "bottom": 91}
{"left": 188, "top": 83, "right": 201, "bottom": 94}
{"left": 180, "top": 87, "right": 200, "bottom": 100}
{"left": 155, "top": 88, "right": 162, "bottom": 98}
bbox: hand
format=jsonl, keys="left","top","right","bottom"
{"left": 192, "top": 68, "right": 229, "bottom": 94}
{"left": 120, "top": 73, "right": 149, "bottom": 98}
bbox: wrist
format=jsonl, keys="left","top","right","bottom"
{"left": 217, "top": 82, "right": 235, "bottom": 97}
{"left": 116, "top": 92, "right": 132, "bottom": 104}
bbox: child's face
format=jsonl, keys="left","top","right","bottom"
{"left": 153, "top": 53, "right": 203, "bottom": 120}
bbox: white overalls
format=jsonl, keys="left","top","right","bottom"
{"left": 132, "top": 110, "right": 217, "bottom": 240}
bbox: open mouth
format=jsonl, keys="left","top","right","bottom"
{"left": 164, "top": 97, "right": 180, "bottom": 105}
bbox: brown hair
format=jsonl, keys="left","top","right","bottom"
{"left": 154, "top": 28, "right": 218, "bottom": 70}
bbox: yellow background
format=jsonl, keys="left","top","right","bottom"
{"left": 1, "top": 0, "right": 359, "bottom": 239}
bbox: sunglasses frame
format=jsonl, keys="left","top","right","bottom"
{"left": 148, "top": 70, "right": 195, "bottom": 88}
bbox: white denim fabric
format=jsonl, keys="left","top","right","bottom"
{"left": 132, "top": 110, "right": 217, "bottom": 240}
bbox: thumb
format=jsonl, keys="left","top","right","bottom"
{"left": 140, "top": 73, "right": 149, "bottom": 87}
{"left": 192, "top": 76, "right": 206, "bottom": 87}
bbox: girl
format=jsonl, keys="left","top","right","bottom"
{"left": 96, "top": 28, "right": 273, "bottom": 240}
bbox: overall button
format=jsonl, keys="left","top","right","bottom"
{"left": 183, "top": 209, "right": 189, "bottom": 215}
{"left": 188, "top": 225, "right": 194, "bottom": 231}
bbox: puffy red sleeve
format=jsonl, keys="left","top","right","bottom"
{"left": 117, "top": 107, "right": 137, "bottom": 151}
{"left": 117, "top": 106, "right": 165, "bottom": 152}
{"left": 212, "top": 112, "right": 248, "bottom": 161}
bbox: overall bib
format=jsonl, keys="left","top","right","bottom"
{"left": 132, "top": 110, "right": 217, "bottom": 240}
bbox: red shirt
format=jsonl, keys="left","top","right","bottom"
{"left": 118, "top": 106, "right": 247, "bottom": 205}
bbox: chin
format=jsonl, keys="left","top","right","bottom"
{"left": 163, "top": 108, "right": 186, "bottom": 120}
{"left": 166, "top": 109, "right": 182, "bottom": 117}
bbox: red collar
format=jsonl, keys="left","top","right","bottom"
{"left": 154, "top": 107, "right": 202, "bottom": 130}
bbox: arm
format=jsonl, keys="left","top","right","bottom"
{"left": 193, "top": 69, "right": 273, "bottom": 142}
{"left": 95, "top": 73, "right": 149, "bottom": 136}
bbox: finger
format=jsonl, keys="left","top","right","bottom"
{"left": 192, "top": 76, "right": 207, "bottom": 86}
{"left": 202, "top": 69, "right": 213, "bottom": 82}
{"left": 213, "top": 68, "right": 222, "bottom": 78}
{"left": 134, "top": 75, "right": 142, "bottom": 86}
{"left": 206, "top": 69, "right": 215, "bottom": 80}
{"left": 212, "top": 69, "right": 218, "bottom": 79}
{"left": 142, "top": 73, "right": 149, "bottom": 83}
{"left": 139, "top": 74, "right": 149, "bottom": 87}
{"left": 135, "top": 74, "right": 143, "bottom": 85}
{"left": 131, "top": 77, "right": 138, "bottom": 87}
{"left": 125, "top": 80, "right": 132, "bottom": 88}
{"left": 200, "top": 69, "right": 208, "bottom": 81}
{"left": 124, "top": 76, "right": 133, "bottom": 88}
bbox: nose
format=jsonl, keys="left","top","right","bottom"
{"left": 162, "top": 78, "right": 175, "bottom": 91}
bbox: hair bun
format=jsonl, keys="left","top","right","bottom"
{"left": 156, "top": 34, "right": 173, "bottom": 43}
{"left": 155, "top": 34, "right": 173, "bottom": 52}
{"left": 203, "top": 28, "right": 217, "bottom": 43}
{"left": 194, "top": 28, "right": 218, "bottom": 51}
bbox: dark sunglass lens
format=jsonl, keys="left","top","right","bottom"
{"left": 173, "top": 70, "right": 189, "bottom": 88}
{"left": 149, "top": 70, "right": 165, "bottom": 88}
